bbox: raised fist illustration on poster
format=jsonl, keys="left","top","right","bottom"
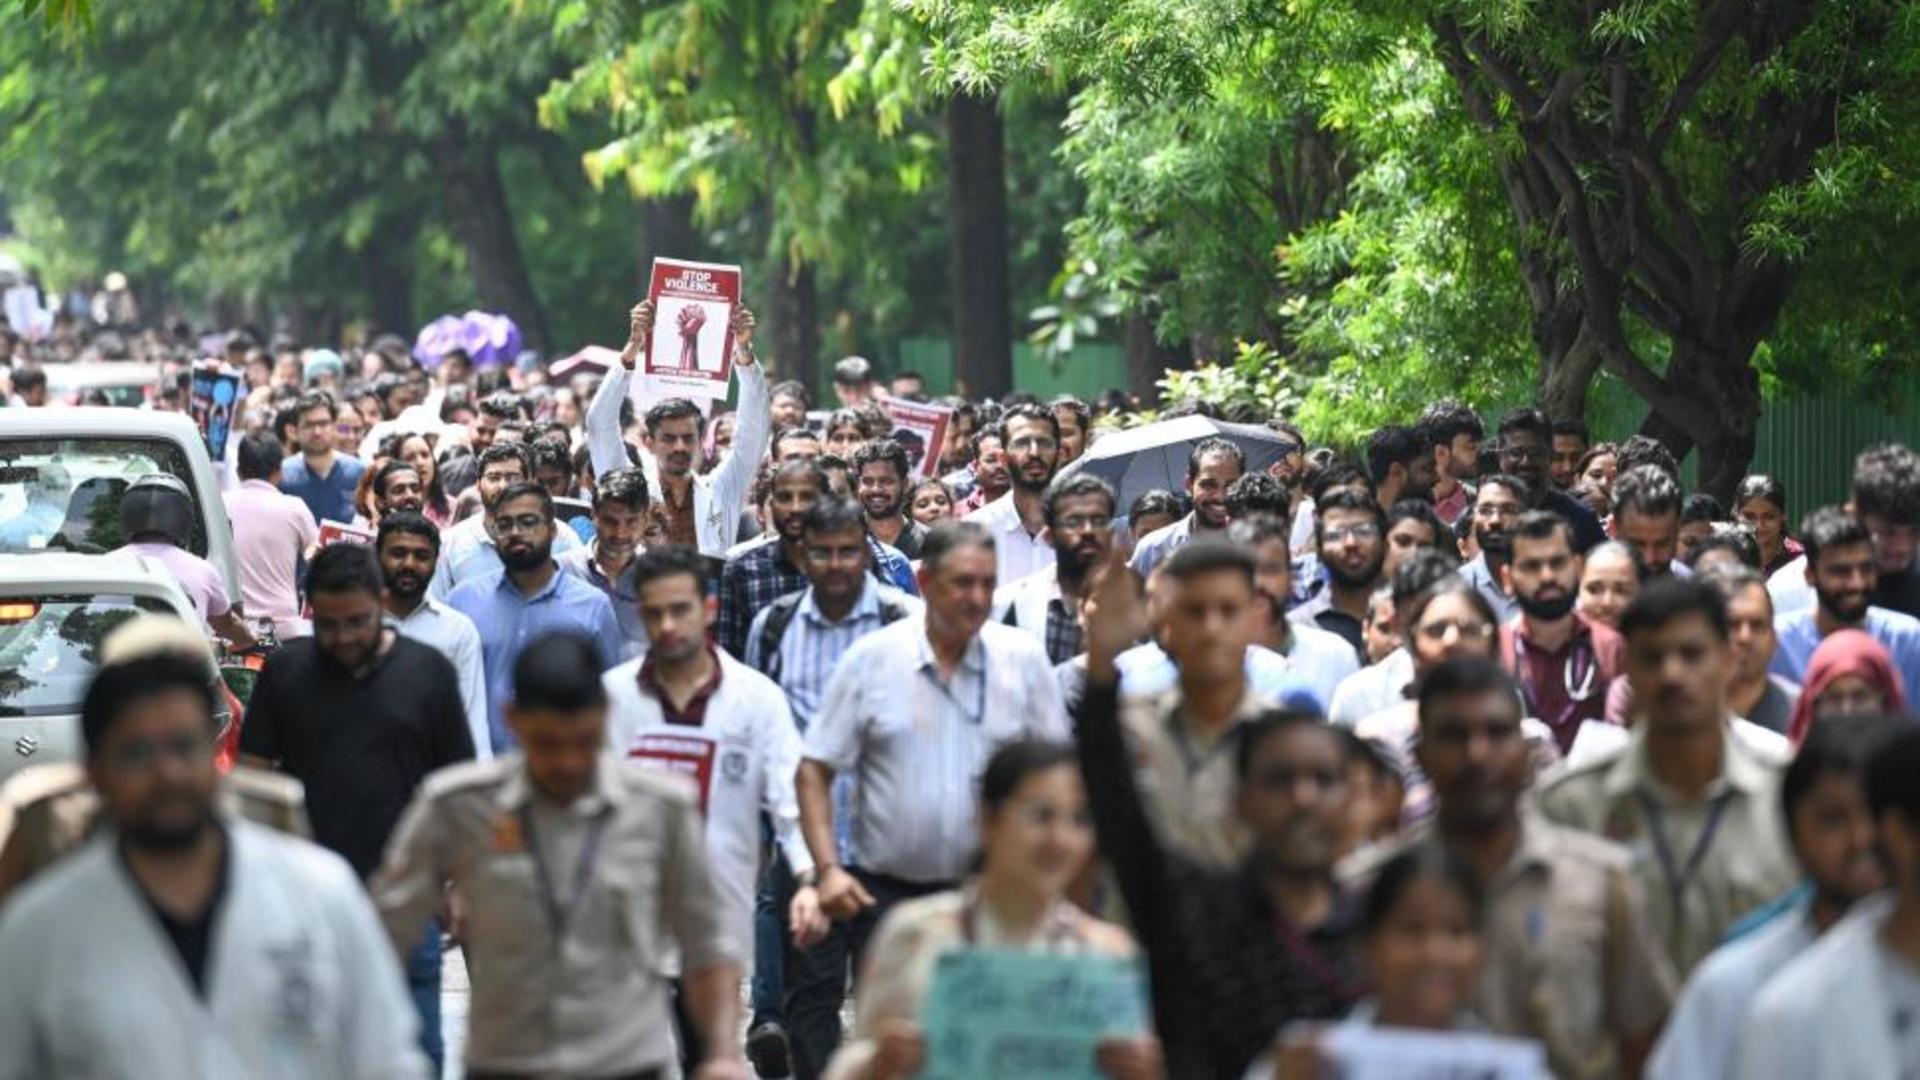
{"left": 675, "top": 303, "right": 707, "bottom": 369}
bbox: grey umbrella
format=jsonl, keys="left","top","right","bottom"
{"left": 1055, "top": 414, "right": 1295, "bottom": 511}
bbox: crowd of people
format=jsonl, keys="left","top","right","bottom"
{"left": 4, "top": 296, "right": 1920, "bottom": 1080}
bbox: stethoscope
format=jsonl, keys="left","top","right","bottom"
{"left": 1512, "top": 629, "right": 1599, "bottom": 732}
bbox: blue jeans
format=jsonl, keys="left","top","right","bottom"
{"left": 751, "top": 836, "right": 790, "bottom": 1028}
{"left": 407, "top": 917, "right": 444, "bottom": 1071}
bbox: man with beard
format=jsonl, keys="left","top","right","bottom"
{"left": 586, "top": 300, "right": 769, "bottom": 557}
{"left": 1228, "top": 513, "right": 1360, "bottom": 705}
{"left": 379, "top": 511, "right": 490, "bottom": 759}
{"left": 1652, "top": 717, "right": 1891, "bottom": 1080}
{"left": 995, "top": 473, "right": 1116, "bottom": 664}
{"left": 851, "top": 437, "right": 927, "bottom": 559}
{"left": 1538, "top": 578, "right": 1798, "bottom": 976}
{"left": 0, "top": 649, "right": 425, "bottom": 1079}
{"left": 964, "top": 403, "right": 1061, "bottom": 584}
{"left": 798, "top": 521, "right": 1067, "bottom": 974}
{"left": 447, "top": 483, "right": 624, "bottom": 753}
{"left": 1551, "top": 418, "right": 1590, "bottom": 491}
{"left": 1499, "top": 511, "right": 1626, "bottom": 755}
{"left": 1344, "top": 658, "right": 1675, "bottom": 1079}
{"left": 1421, "top": 399, "right": 1484, "bottom": 526}
{"left": 1771, "top": 506, "right": 1920, "bottom": 695}
{"left": 1289, "top": 488, "right": 1386, "bottom": 660}
{"left": 240, "top": 543, "right": 475, "bottom": 1068}
{"left": 1771, "top": 443, "right": 1920, "bottom": 618}
{"left": 601, "top": 547, "right": 811, "bottom": 1076}
{"left": 1366, "top": 423, "right": 1437, "bottom": 509}
{"left": 742, "top": 496, "right": 918, "bottom": 1078}
{"left": 431, "top": 443, "right": 583, "bottom": 600}
{"left": 1495, "top": 407, "right": 1607, "bottom": 551}
{"left": 952, "top": 428, "right": 1011, "bottom": 514}
{"left": 278, "top": 390, "right": 366, "bottom": 525}
{"left": 1461, "top": 474, "right": 1528, "bottom": 623}
{"left": 1613, "top": 465, "right": 1689, "bottom": 578}
{"left": 370, "top": 458, "right": 425, "bottom": 519}
{"left": 1130, "top": 437, "right": 1246, "bottom": 577}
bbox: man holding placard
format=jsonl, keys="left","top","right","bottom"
{"left": 585, "top": 264, "right": 769, "bottom": 559}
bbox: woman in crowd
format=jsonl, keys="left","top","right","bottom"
{"left": 1576, "top": 540, "right": 1642, "bottom": 630}
{"left": 1787, "top": 629, "right": 1908, "bottom": 745}
{"left": 1576, "top": 442, "right": 1620, "bottom": 498}
{"left": 1353, "top": 576, "right": 1500, "bottom": 815}
{"left": 1734, "top": 474, "right": 1802, "bottom": 576}
{"left": 907, "top": 478, "right": 956, "bottom": 527}
{"left": 390, "top": 432, "right": 452, "bottom": 526}
{"left": 824, "top": 740, "right": 1160, "bottom": 1080}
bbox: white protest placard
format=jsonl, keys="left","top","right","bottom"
{"left": 1315, "top": 1025, "right": 1548, "bottom": 1080}
{"left": 881, "top": 397, "right": 953, "bottom": 481}
{"left": 643, "top": 258, "right": 741, "bottom": 401}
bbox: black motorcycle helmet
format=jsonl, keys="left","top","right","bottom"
{"left": 119, "top": 473, "right": 195, "bottom": 547}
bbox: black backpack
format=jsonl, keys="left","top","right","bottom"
{"left": 753, "top": 589, "right": 913, "bottom": 682}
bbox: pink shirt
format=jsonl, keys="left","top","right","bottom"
{"left": 222, "top": 480, "right": 317, "bottom": 627}
{"left": 115, "top": 540, "right": 235, "bottom": 624}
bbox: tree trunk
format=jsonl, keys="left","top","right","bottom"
{"left": 1535, "top": 324, "right": 1602, "bottom": 424}
{"left": 639, "top": 194, "right": 701, "bottom": 287}
{"left": 766, "top": 258, "right": 819, "bottom": 392}
{"left": 362, "top": 222, "right": 416, "bottom": 338}
{"left": 1124, "top": 310, "right": 1187, "bottom": 406}
{"left": 946, "top": 91, "right": 1012, "bottom": 399}
{"left": 433, "top": 126, "right": 550, "bottom": 351}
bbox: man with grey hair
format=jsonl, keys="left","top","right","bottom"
{"left": 796, "top": 520, "right": 1068, "bottom": 976}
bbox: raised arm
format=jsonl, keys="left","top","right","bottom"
{"left": 586, "top": 301, "right": 653, "bottom": 479}
{"left": 705, "top": 307, "right": 769, "bottom": 531}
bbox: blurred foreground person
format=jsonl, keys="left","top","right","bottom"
{"left": 824, "top": 741, "right": 1160, "bottom": 1080}
{"left": 0, "top": 651, "right": 424, "bottom": 1078}
{"left": 373, "top": 634, "right": 747, "bottom": 1080}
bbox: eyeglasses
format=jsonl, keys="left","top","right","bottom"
{"left": 106, "top": 731, "right": 213, "bottom": 773}
{"left": 804, "top": 545, "right": 866, "bottom": 565}
{"left": 1499, "top": 444, "right": 1548, "bottom": 463}
{"left": 492, "top": 513, "right": 548, "bottom": 535}
{"left": 1322, "top": 524, "right": 1381, "bottom": 544}
{"left": 1416, "top": 619, "right": 1495, "bottom": 643}
{"left": 1007, "top": 436, "right": 1058, "bottom": 453}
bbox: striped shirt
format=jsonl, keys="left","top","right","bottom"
{"left": 803, "top": 617, "right": 1069, "bottom": 883}
{"left": 743, "top": 582, "right": 919, "bottom": 732}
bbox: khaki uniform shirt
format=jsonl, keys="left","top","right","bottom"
{"left": 370, "top": 753, "right": 734, "bottom": 1077}
{"left": 1534, "top": 723, "right": 1797, "bottom": 977}
{"left": 1119, "top": 686, "right": 1278, "bottom": 870}
{"left": 0, "top": 762, "right": 308, "bottom": 903}
{"left": 1343, "top": 815, "right": 1677, "bottom": 1079}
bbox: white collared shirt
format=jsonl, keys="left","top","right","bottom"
{"left": 391, "top": 596, "right": 492, "bottom": 760}
{"left": 804, "top": 616, "right": 1068, "bottom": 883}
{"left": 963, "top": 492, "right": 1056, "bottom": 587}
{"left": 1650, "top": 893, "right": 1818, "bottom": 1080}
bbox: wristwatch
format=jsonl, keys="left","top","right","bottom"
{"left": 795, "top": 868, "right": 821, "bottom": 889}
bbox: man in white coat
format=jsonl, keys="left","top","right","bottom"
{"left": 601, "top": 545, "right": 816, "bottom": 972}
{"left": 587, "top": 299, "right": 770, "bottom": 557}
{"left": 0, "top": 648, "right": 423, "bottom": 1080}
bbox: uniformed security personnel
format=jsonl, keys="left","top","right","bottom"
{"left": 372, "top": 632, "right": 748, "bottom": 1080}
{"left": 1535, "top": 577, "right": 1798, "bottom": 977}
{"left": 1345, "top": 657, "right": 1675, "bottom": 1079}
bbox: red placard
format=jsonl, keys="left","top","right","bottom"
{"left": 882, "top": 398, "right": 954, "bottom": 481}
{"left": 626, "top": 732, "right": 717, "bottom": 815}
{"left": 316, "top": 519, "right": 375, "bottom": 547}
{"left": 644, "top": 258, "right": 742, "bottom": 401}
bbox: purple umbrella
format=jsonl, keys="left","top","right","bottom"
{"left": 413, "top": 311, "right": 524, "bottom": 369}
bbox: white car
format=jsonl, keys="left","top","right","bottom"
{"left": 0, "top": 407, "right": 239, "bottom": 597}
{"left": 0, "top": 552, "right": 228, "bottom": 782}
{"left": 38, "top": 362, "right": 163, "bottom": 409}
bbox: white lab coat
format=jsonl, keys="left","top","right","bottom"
{"left": 585, "top": 360, "right": 770, "bottom": 557}
{"left": 1735, "top": 892, "right": 1900, "bottom": 1080}
{"left": 0, "top": 820, "right": 426, "bottom": 1080}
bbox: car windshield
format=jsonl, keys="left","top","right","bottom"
{"left": 0, "top": 437, "right": 207, "bottom": 557}
{"left": 0, "top": 595, "right": 177, "bottom": 717}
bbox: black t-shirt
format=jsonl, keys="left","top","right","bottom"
{"left": 1541, "top": 489, "right": 1608, "bottom": 553}
{"left": 127, "top": 826, "right": 230, "bottom": 999}
{"left": 239, "top": 635, "right": 474, "bottom": 877}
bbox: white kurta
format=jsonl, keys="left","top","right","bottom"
{"left": 0, "top": 820, "right": 426, "bottom": 1080}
